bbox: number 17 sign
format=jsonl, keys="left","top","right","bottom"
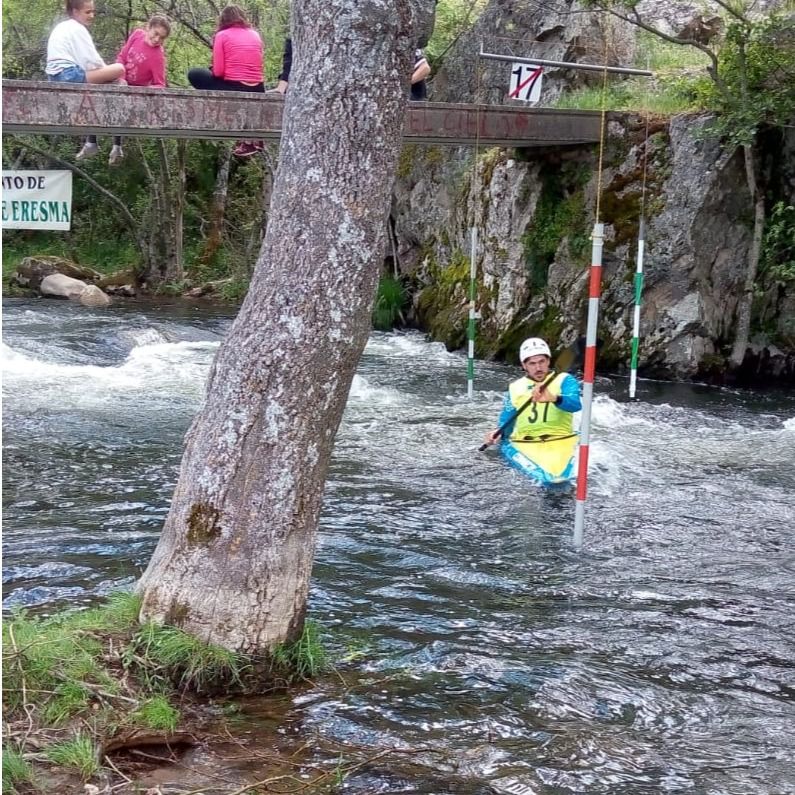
{"left": 508, "top": 63, "right": 544, "bottom": 103}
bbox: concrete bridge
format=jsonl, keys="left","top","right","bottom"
{"left": 2, "top": 80, "right": 602, "bottom": 149}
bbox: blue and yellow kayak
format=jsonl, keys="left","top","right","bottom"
{"left": 500, "top": 434, "right": 578, "bottom": 486}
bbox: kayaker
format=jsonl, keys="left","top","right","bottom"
{"left": 483, "top": 337, "right": 582, "bottom": 446}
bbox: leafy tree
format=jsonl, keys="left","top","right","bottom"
{"left": 587, "top": 0, "right": 795, "bottom": 368}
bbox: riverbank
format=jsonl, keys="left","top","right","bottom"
{"left": 1, "top": 593, "right": 351, "bottom": 793}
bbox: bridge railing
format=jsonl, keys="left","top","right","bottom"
{"left": 2, "top": 80, "right": 602, "bottom": 148}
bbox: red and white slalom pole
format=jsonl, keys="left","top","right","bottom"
{"left": 573, "top": 222, "right": 605, "bottom": 549}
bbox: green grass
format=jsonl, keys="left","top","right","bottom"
{"left": 131, "top": 695, "right": 180, "bottom": 732}
{"left": 553, "top": 77, "right": 705, "bottom": 114}
{"left": 553, "top": 31, "right": 713, "bottom": 116}
{"left": 128, "top": 622, "right": 246, "bottom": 692}
{"left": 2, "top": 746, "right": 33, "bottom": 794}
{"left": 1, "top": 232, "right": 138, "bottom": 282}
{"left": 272, "top": 620, "right": 329, "bottom": 681}
{"left": 42, "top": 682, "right": 92, "bottom": 726}
{"left": 637, "top": 31, "right": 711, "bottom": 72}
{"left": 45, "top": 734, "right": 99, "bottom": 780}
{"left": 373, "top": 276, "right": 408, "bottom": 330}
{"left": 220, "top": 276, "right": 250, "bottom": 302}
{"left": 3, "top": 593, "right": 141, "bottom": 718}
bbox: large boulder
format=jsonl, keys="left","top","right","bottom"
{"left": 12, "top": 255, "right": 104, "bottom": 290}
{"left": 78, "top": 284, "right": 113, "bottom": 307}
{"left": 40, "top": 273, "right": 111, "bottom": 307}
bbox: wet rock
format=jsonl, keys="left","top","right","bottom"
{"left": 105, "top": 284, "right": 137, "bottom": 298}
{"left": 40, "top": 273, "right": 111, "bottom": 307}
{"left": 13, "top": 255, "right": 104, "bottom": 290}
{"left": 79, "top": 285, "right": 112, "bottom": 307}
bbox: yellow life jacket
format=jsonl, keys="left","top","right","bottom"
{"left": 508, "top": 372, "right": 573, "bottom": 440}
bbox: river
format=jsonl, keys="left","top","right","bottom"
{"left": 3, "top": 297, "right": 794, "bottom": 794}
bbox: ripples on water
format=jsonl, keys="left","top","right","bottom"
{"left": 3, "top": 298, "right": 795, "bottom": 794}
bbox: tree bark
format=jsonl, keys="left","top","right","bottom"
{"left": 199, "top": 144, "right": 233, "bottom": 267}
{"left": 137, "top": 0, "right": 428, "bottom": 654}
{"left": 139, "top": 140, "right": 185, "bottom": 286}
{"left": 729, "top": 142, "right": 765, "bottom": 368}
{"left": 244, "top": 148, "right": 277, "bottom": 269}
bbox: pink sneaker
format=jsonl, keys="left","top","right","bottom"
{"left": 233, "top": 142, "right": 254, "bottom": 158}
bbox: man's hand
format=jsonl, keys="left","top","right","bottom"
{"left": 531, "top": 384, "right": 557, "bottom": 403}
{"left": 483, "top": 429, "right": 501, "bottom": 446}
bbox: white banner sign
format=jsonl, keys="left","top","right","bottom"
{"left": 2, "top": 170, "right": 73, "bottom": 231}
{"left": 508, "top": 63, "right": 544, "bottom": 103}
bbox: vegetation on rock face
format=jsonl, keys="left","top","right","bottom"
{"left": 415, "top": 248, "right": 475, "bottom": 350}
{"left": 586, "top": 0, "right": 795, "bottom": 370}
{"left": 373, "top": 276, "right": 409, "bottom": 330}
{"left": 522, "top": 161, "right": 592, "bottom": 292}
{"left": 760, "top": 201, "right": 795, "bottom": 286}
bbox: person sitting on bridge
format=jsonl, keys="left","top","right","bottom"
{"left": 187, "top": 5, "right": 265, "bottom": 158}
{"left": 188, "top": 5, "right": 264, "bottom": 93}
{"left": 410, "top": 48, "right": 431, "bottom": 101}
{"left": 45, "top": 0, "right": 125, "bottom": 160}
{"left": 266, "top": 37, "right": 291, "bottom": 96}
{"left": 108, "top": 16, "right": 171, "bottom": 165}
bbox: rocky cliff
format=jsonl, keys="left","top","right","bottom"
{"left": 391, "top": 1, "right": 794, "bottom": 385}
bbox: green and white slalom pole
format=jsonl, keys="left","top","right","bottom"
{"left": 467, "top": 226, "right": 478, "bottom": 399}
{"left": 628, "top": 217, "right": 646, "bottom": 400}
{"left": 573, "top": 222, "right": 605, "bottom": 550}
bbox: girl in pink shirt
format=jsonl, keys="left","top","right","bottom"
{"left": 187, "top": 5, "right": 264, "bottom": 157}
{"left": 109, "top": 16, "right": 171, "bottom": 164}
{"left": 117, "top": 16, "right": 169, "bottom": 88}
{"left": 188, "top": 5, "right": 264, "bottom": 92}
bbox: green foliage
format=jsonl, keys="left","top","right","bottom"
{"left": 554, "top": 74, "right": 708, "bottom": 114}
{"left": 704, "top": 14, "right": 795, "bottom": 147}
{"left": 271, "top": 620, "right": 328, "bottom": 681}
{"left": 126, "top": 622, "right": 246, "bottom": 692}
{"left": 220, "top": 276, "right": 251, "bottom": 302}
{"left": 522, "top": 163, "right": 591, "bottom": 291}
{"left": 426, "top": 0, "right": 488, "bottom": 65}
{"left": 373, "top": 276, "right": 408, "bottom": 330}
{"left": 43, "top": 681, "right": 92, "bottom": 725}
{"left": 760, "top": 202, "right": 795, "bottom": 284}
{"left": 2, "top": 746, "right": 33, "bottom": 794}
{"left": 132, "top": 695, "right": 180, "bottom": 732}
{"left": 45, "top": 734, "right": 99, "bottom": 780}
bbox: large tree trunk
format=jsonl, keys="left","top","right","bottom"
{"left": 137, "top": 0, "right": 427, "bottom": 653}
{"left": 729, "top": 142, "right": 765, "bottom": 368}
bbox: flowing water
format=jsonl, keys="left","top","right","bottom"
{"left": 3, "top": 297, "right": 795, "bottom": 794}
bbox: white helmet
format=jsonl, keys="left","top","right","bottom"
{"left": 519, "top": 337, "right": 551, "bottom": 363}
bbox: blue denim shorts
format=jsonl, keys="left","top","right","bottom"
{"left": 48, "top": 65, "right": 87, "bottom": 83}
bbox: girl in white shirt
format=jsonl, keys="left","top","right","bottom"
{"left": 46, "top": 0, "right": 125, "bottom": 159}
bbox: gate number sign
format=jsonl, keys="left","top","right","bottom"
{"left": 508, "top": 63, "right": 544, "bottom": 103}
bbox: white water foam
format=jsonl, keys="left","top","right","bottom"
{"left": 348, "top": 374, "right": 405, "bottom": 404}
{"left": 365, "top": 331, "right": 462, "bottom": 366}
{"left": 1, "top": 340, "right": 218, "bottom": 409}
